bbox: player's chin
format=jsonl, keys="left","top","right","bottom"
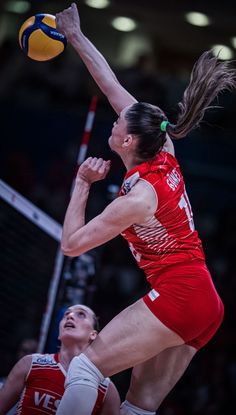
{"left": 108, "top": 136, "right": 117, "bottom": 153}
{"left": 108, "top": 135, "right": 112, "bottom": 147}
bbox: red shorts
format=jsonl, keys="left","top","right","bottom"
{"left": 143, "top": 260, "right": 224, "bottom": 350}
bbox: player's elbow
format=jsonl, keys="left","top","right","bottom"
{"left": 61, "top": 245, "right": 75, "bottom": 257}
{"left": 61, "top": 238, "right": 78, "bottom": 257}
{"left": 61, "top": 230, "right": 90, "bottom": 257}
{"left": 61, "top": 237, "right": 88, "bottom": 257}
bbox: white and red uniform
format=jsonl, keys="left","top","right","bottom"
{"left": 120, "top": 151, "right": 224, "bottom": 349}
{"left": 16, "top": 353, "right": 109, "bottom": 415}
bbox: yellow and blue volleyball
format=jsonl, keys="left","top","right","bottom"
{"left": 19, "top": 14, "right": 67, "bottom": 61}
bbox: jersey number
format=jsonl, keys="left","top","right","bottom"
{"left": 178, "top": 190, "right": 195, "bottom": 231}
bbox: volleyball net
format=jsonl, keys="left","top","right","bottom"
{"left": 0, "top": 97, "right": 99, "bottom": 372}
{"left": 0, "top": 179, "right": 63, "bottom": 373}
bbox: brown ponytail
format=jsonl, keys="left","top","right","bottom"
{"left": 168, "top": 50, "right": 236, "bottom": 139}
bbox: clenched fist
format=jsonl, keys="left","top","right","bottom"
{"left": 56, "top": 3, "right": 81, "bottom": 42}
{"left": 76, "top": 157, "right": 111, "bottom": 185}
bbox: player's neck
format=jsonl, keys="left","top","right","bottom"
{"left": 121, "top": 153, "right": 141, "bottom": 172}
{"left": 59, "top": 343, "right": 87, "bottom": 371}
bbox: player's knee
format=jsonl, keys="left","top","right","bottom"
{"left": 65, "top": 353, "right": 104, "bottom": 389}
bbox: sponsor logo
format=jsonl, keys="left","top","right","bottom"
{"left": 50, "top": 30, "right": 64, "bottom": 38}
{"left": 36, "top": 356, "right": 54, "bottom": 365}
{"left": 34, "top": 391, "right": 60, "bottom": 412}
{"left": 121, "top": 172, "right": 140, "bottom": 195}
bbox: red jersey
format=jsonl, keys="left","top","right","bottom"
{"left": 120, "top": 151, "right": 205, "bottom": 286}
{"left": 16, "top": 353, "right": 109, "bottom": 415}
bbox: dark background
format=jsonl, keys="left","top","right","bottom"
{"left": 0, "top": 1, "right": 236, "bottom": 414}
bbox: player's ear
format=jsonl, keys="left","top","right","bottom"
{"left": 122, "top": 134, "right": 133, "bottom": 147}
{"left": 89, "top": 330, "right": 98, "bottom": 342}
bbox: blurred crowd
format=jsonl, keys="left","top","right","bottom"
{"left": 0, "top": 36, "right": 236, "bottom": 414}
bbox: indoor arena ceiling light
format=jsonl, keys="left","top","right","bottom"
{"left": 211, "top": 44, "right": 234, "bottom": 60}
{"left": 4, "top": 0, "right": 31, "bottom": 13}
{"left": 231, "top": 37, "right": 236, "bottom": 49}
{"left": 185, "top": 11, "right": 210, "bottom": 27}
{"left": 85, "top": 0, "right": 110, "bottom": 9}
{"left": 111, "top": 17, "right": 137, "bottom": 32}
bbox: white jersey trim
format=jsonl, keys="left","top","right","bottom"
{"left": 99, "top": 377, "right": 110, "bottom": 400}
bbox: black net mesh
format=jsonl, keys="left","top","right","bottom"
{"left": 0, "top": 198, "right": 59, "bottom": 375}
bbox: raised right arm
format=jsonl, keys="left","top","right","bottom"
{"left": 0, "top": 355, "right": 31, "bottom": 414}
{"left": 56, "top": 2, "right": 137, "bottom": 114}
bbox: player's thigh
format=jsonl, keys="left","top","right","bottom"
{"left": 85, "top": 299, "right": 184, "bottom": 376}
{"left": 126, "top": 344, "right": 197, "bottom": 411}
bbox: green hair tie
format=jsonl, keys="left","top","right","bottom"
{"left": 160, "top": 120, "right": 169, "bottom": 132}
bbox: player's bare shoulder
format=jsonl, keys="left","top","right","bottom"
{"left": 127, "top": 179, "right": 158, "bottom": 222}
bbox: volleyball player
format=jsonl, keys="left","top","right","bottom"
{"left": 55, "top": 3, "right": 235, "bottom": 414}
{"left": 0, "top": 304, "right": 120, "bottom": 415}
